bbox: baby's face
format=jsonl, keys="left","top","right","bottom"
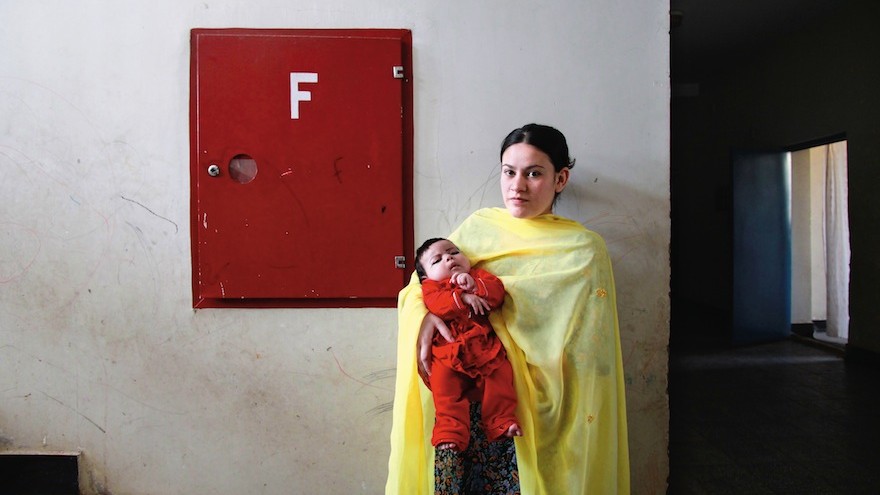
{"left": 419, "top": 240, "right": 471, "bottom": 282}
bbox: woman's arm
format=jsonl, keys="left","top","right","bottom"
{"left": 417, "top": 312, "right": 452, "bottom": 379}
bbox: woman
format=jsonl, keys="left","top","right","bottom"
{"left": 386, "top": 124, "right": 630, "bottom": 494}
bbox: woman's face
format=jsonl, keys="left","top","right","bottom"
{"left": 500, "top": 143, "right": 570, "bottom": 219}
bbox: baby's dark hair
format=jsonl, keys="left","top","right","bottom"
{"left": 414, "top": 237, "right": 447, "bottom": 282}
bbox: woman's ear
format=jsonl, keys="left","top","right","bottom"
{"left": 555, "top": 168, "right": 570, "bottom": 193}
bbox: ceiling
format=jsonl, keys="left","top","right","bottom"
{"left": 670, "top": 0, "right": 848, "bottom": 81}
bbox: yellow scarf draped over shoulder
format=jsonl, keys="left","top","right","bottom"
{"left": 386, "top": 208, "right": 630, "bottom": 494}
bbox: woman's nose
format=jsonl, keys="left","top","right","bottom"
{"left": 509, "top": 174, "right": 526, "bottom": 191}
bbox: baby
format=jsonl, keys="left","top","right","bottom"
{"left": 415, "top": 237, "right": 522, "bottom": 452}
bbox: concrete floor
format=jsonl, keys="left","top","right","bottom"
{"left": 669, "top": 338, "right": 880, "bottom": 494}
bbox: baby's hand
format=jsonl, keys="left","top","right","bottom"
{"left": 460, "top": 293, "right": 491, "bottom": 316}
{"left": 452, "top": 273, "right": 476, "bottom": 292}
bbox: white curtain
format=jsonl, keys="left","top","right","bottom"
{"left": 824, "top": 142, "right": 850, "bottom": 339}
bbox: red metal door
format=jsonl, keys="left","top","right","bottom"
{"left": 190, "top": 29, "right": 413, "bottom": 307}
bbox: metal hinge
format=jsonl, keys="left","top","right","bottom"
{"left": 393, "top": 66, "right": 404, "bottom": 79}
{"left": 394, "top": 256, "right": 406, "bottom": 269}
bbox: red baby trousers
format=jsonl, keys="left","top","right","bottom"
{"left": 430, "top": 328, "right": 518, "bottom": 452}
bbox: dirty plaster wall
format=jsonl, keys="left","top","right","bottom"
{"left": 0, "top": 1, "right": 670, "bottom": 494}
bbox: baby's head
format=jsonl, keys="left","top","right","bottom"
{"left": 415, "top": 238, "right": 472, "bottom": 283}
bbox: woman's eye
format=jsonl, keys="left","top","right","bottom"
{"left": 527, "top": 171, "right": 541, "bottom": 178}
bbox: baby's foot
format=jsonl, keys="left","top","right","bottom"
{"left": 505, "top": 423, "right": 523, "bottom": 438}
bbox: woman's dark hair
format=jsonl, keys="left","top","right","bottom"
{"left": 500, "top": 123, "right": 575, "bottom": 172}
{"left": 414, "top": 237, "right": 447, "bottom": 282}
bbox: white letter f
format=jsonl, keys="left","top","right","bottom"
{"left": 290, "top": 72, "right": 318, "bottom": 119}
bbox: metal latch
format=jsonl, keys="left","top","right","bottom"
{"left": 393, "top": 66, "right": 404, "bottom": 79}
{"left": 394, "top": 256, "right": 406, "bottom": 269}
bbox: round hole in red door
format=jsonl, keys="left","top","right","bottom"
{"left": 229, "top": 154, "right": 258, "bottom": 184}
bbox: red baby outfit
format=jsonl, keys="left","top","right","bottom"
{"left": 422, "top": 268, "right": 518, "bottom": 452}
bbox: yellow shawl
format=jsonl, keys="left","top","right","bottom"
{"left": 386, "top": 208, "right": 629, "bottom": 494}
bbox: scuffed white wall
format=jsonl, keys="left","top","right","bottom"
{"left": 0, "top": 1, "right": 670, "bottom": 493}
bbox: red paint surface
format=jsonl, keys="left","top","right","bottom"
{"left": 190, "top": 29, "right": 413, "bottom": 307}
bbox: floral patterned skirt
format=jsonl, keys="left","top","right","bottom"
{"left": 434, "top": 401, "right": 520, "bottom": 495}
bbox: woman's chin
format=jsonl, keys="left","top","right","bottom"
{"left": 504, "top": 203, "right": 529, "bottom": 218}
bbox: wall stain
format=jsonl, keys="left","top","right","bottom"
{"left": 41, "top": 391, "right": 106, "bottom": 434}
{"left": 119, "top": 195, "right": 178, "bottom": 233}
{"left": 327, "top": 349, "right": 392, "bottom": 392}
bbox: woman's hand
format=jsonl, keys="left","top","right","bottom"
{"left": 417, "top": 312, "right": 452, "bottom": 378}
